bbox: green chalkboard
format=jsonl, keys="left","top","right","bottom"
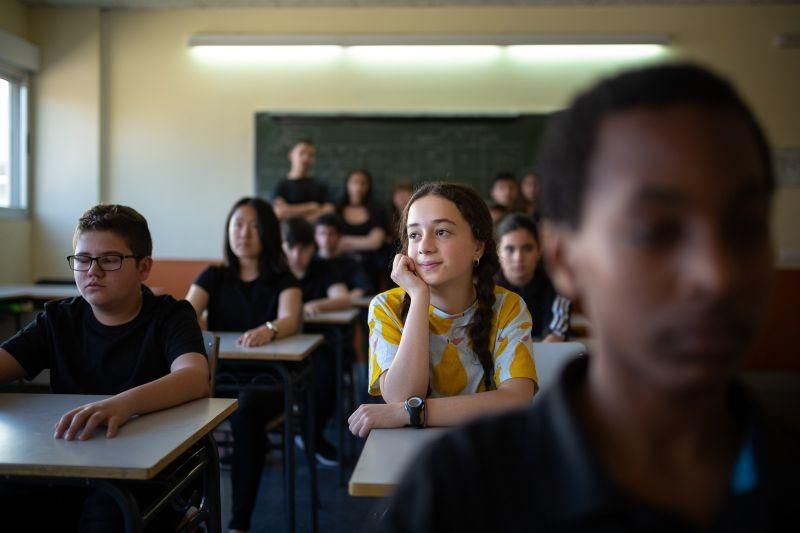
{"left": 255, "top": 113, "right": 550, "bottom": 205}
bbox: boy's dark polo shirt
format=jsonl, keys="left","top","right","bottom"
{"left": 1, "top": 286, "right": 205, "bottom": 394}
{"left": 378, "top": 357, "right": 799, "bottom": 533}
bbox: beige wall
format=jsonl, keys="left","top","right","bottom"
{"left": 18, "top": 5, "right": 800, "bottom": 278}
{"left": 0, "top": 0, "right": 29, "bottom": 283}
{"left": 30, "top": 8, "right": 101, "bottom": 281}
{"left": 0, "top": 0, "right": 27, "bottom": 39}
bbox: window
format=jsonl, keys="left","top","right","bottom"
{"left": 0, "top": 68, "right": 28, "bottom": 213}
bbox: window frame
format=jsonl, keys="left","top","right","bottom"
{"left": 0, "top": 63, "right": 29, "bottom": 219}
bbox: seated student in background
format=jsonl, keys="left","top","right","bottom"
{"left": 282, "top": 216, "right": 350, "bottom": 465}
{"left": 496, "top": 213, "right": 571, "bottom": 342}
{"left": 270, "top": 138, "right": 334, "bottom": 222}
{"left": 335, "top": 169, "right": 389, "bottom": 290}
{"left": 487, "top": 201, "right": 510, "bottom": 224}
{"left": 488, "top": 171, "right": 521, "bottom": 213}
{"left": 0, "top": 204, "right": 209, "bottom": 531}
{"left": 348, "top": 182, "right": 536, "bottom": 438}
{"left": 376, "top": 64, "right": 799, "bottom": 532}
{"left": 185, "top": 197, "right": 301, "bottom": 533}
{"left": 315, "top": 213, "right": 372, "bottom": 302}
{"left": 387, "top": 180, "right": 414, "bottom": 246}
{"left": 283, "top": 216, "right": 351, "bottom": 316}
{"left": 520, "top": 171, "right": 541, "bottom": 220}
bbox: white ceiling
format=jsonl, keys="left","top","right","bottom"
{"left": 21, "top": 0, "right": 792, "bottom": 8}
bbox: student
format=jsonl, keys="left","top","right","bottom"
{"left": 520, "top": 171, "right": 540, "bottom": 219}
{"left": 0, "top": 204, "right": 209, "bottom": 531}
{"left": 314, "top": 212, "right": 373, "bottom": 301}
{"left": 185, "top": 197, "right": 302, "bottom": 532}
{"left": 348, "top": 182, "right": 536, "bottom": 438}
{"left": 283, "top": 216, "right": 351, "bottom": 316}
{"left": 375, "top": 64, "right": 799, "bottom": 532}
{"left": 270, "top": 138, "right": 334, "bottom": 222}
{"left": 282, "top": 216, "right": 350, "bottom": 465}
{"left": 487, "top": 201, "right": 510, "bottom": 224}
{"left": 496, "top": 213, "right": 571, "bottom": 342}
{"left": 488, "top": 171, "right": 521, "bottom": 212}
{"left": 335, "top": 169, "right": 389, "bottom": 290}
{"left": 387, "top": 180, "right": 414, "bottom": 246}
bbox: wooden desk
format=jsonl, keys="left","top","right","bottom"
{"left": 303, "top": 308, "right": 360, "bottom": 324}
{"left": 352, "top": 295, "right": 374, "bottom": 308}
{"left": 349, "top": 428, "right": 448, "bottom": 497}
{"left": 0, "top": 284, "right": 81, "bottom": 302}
{"left": 217, "top": 332, "right": 323, "bottom": 362}
{"left": 212, "top": 332, "right": 324, "bottom": 533}
{"left": 0, "top": 393, "right": 236, "bottom": 532}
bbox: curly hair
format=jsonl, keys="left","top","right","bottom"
{"left": 398, "top": 182, "right": 501, "bottom": 391}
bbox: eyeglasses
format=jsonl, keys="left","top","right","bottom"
{"left": 67, "top": 254, "right": 140, "bottom": 272}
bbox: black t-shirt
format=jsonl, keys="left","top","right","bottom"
{"left": 271, "top": 177, "right": 329, "bottom": 205}
{"left": 1, "top": 286, "right": 205, "bottom": 395}
{"left": 338, "top": 203, "right": 389, "bottom": 237}
{"left": 497, "top": 264, "right": 570, "bottom": 338}
{"left": 377, "top": 356, "right": 800, "bottom": 533}
{"left": 193, "top": 265, "right": 299, "bottom": 331}
{"left": 322, "top": 254, "right": 371, "bottom": 294}
{"left": 298, "top": 256, "right": 345, "bottom": 302}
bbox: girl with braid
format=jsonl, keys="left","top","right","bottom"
{"left": 348, "top": 183, "right": 537, "bottom": 437}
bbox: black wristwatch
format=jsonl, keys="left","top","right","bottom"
{"left": 404, "top": 396, "right": 425, "bottom": 428}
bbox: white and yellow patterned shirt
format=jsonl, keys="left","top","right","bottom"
{"left": 368, "top": 285, "right": 537, "bottom": 397}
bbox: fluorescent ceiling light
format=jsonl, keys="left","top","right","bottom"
{"left": 188, "top": 33, "right": 670, "bottom": 62}
{"left": 507, "top": 44, "right": 666, "bottom": 60}
{"left": 348, "top": 45, "right": 502, "bottom": 62}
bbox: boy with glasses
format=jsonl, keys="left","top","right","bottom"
{"left": 0, "top": 204, "right": 209, "bottom": 530}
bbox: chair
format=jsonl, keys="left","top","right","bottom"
{"left": 532, "top": 341, "right": 586, "bottom": 396}
{"left": 202, "top": 331, "right": 219, "bottom": 396}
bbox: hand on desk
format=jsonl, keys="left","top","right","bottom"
{"left": 303, "top": 302, "right": 324, "bottom": 317}
{"left": 237, "top": 325, "right": 274, "bottom": 347}
{"left": 54, "top": 396, "right": 135, "bottom": 441}
{"left": 348, "top": 402, "right": 409, "bottom": 438}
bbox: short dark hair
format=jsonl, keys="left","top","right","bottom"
{"left": 223, "top": 197, "right": 287, "bottom": 276}
{"left": 282, "top": 217, "right": 315, "bottom": 248}
{"left": 495, "top": 213, "right": 540, "bottom": 245}
{"left": 315, "top": 213, "right": 344, "bottom": 234}
{"left": 491, "top": 171, "right": 517, "bottom": 188}
{"left": 536, "top": 62, "right": 775, "bottom": 228}
{"left": 75, "top": 204, "right": 152, "bottom": 258}
{"left": 292, "top": 138, "right": 315, "bottom": 149}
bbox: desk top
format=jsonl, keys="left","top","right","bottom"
{"left": 348, "top": 427, "right": 448, "bottom": 497}
{"left": 216, "top": 332, "right": 323, "bottom": 362}
{"left": 0, "top": 394, "right": 237, "bottom": 480}
{"left": 352, "top": 296, "right": 373, "bottom": 308}
{"left": 0, "top": 284, "right": 81, "bottom": 302}
{"left": 303, "top": 308, "right": 360, "bottom": 325}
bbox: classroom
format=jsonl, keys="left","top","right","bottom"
{"left": 1, "top": 0, "right": 799, "bottom": 532}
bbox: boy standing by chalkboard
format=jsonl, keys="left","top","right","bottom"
{"left": 271, "top": 139, "right": 335, "bottom": 222}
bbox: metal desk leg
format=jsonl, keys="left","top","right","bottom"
{"left": 305, "top": 362, "right": 319, "bottom": 533}
{"left": 276, "top": 364, "right": 296, "bottom": 533}
{"left": 201, "top": 433, "right": 222, "bottom": 533}
{"left": 88, "top": 479, "right": 143, "bottom": 533}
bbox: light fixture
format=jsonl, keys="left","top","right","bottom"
{"left": 188, "top": 33, "right": 670, "bottom": 63}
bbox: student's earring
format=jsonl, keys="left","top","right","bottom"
{"left": 473, "top": 257, "right": 480, "bottom": 268}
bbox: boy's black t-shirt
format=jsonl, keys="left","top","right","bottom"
{"left": 193, "top": 265, "right": 300, "bottom": 331}
{"left": 497, "top": 264, "right": 570, "bottom": 338}
{"left": 271, "top": 177, "right": 329, "bottom": 205}
{"left": 1, "top": 286, "right": 205, "bottom": 395}
{"left": 324, "top": 255, "right": 372, "bottom": 294}
{"left": 299, "top": 256, "right": 345, "bottom": 302}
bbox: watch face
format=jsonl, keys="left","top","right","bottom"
{"left": 407, "top": 396, "right": 423, "bottom": 409}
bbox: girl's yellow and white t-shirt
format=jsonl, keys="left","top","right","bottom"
{"left": 368, "top": 285, "right": 537, "bottom": 397}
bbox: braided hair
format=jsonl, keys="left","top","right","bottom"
{"left": 397, "top": 182, "right": 500, "bottom": 391}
